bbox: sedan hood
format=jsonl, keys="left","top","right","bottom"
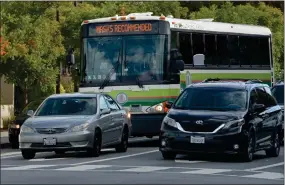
{"left": 167, "top": 109, "right": 246, "bottom": 132}
{"left": 24, "top": 115, "right": 94, "bottom": 129}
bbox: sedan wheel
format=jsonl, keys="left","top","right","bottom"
{"left": 87, "top": 130, "right": 101, "bottom": 157}
{"left": 116, "top": 128, "right": 128, "bottom": 153}
{"left": 21, "top": 150, "right": 35, "bottom": 160}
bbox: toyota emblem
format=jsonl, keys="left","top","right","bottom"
{"left": 195, "top": 120, "right": 203, "bottom": 125}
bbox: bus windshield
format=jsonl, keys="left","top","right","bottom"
{"left": 82, "top": 34, "right": 167, "bottom": 85}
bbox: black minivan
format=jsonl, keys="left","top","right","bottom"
{"left": 159, "top": 79, "right": 283, "bottom": 162}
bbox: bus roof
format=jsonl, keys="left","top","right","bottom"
{"left": 82, "top": 13, "right": 272, "bottom": 36}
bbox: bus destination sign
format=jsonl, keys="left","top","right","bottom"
{"left": 88, "top": 21, "right": 159, "bottom": 36}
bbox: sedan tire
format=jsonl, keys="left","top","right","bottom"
{"left": 115, "top": 127, "right": 128, "bottom": 153}
{"left": 87, "top": 130, "right": 101, "bottom": 157}
{"left": 21, "top": 150, "right": 35, "bottom": 160}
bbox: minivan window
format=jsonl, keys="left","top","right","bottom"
{"left": 173, "top": 88, "right": 247, "bottom": 111}
{"left": 36, "top": 97, "right": 97, "bottom": 116}
{"left": 272, "top": 85, "right": 284, "bottom": 105}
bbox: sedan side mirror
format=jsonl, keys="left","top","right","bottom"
{"left": 27, "top": 110, "right": 34, "bottom": 117}
{"left": 100, "top": 108, "right": 111, "bottom": 116}
{"left": 165, "top": 101, "right": 173, "bottom": 109}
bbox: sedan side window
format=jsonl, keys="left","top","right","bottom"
{"left": 99, "top": 96, "right": 109, "bottom": 110}
{"left": 104, "top": 95, "right": 120, "bottom": 111}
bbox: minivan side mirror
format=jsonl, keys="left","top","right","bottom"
{"left": 27, "top": 110, "right": 34, "bottom": 117}
{"left": 165, "top": 101, "right": 173, "bottom": 109}
{"left": 100, "top": 108, "right": 111, "bottom": 116}
{"left": 253, "top": 104, "right": 265, "bottom": 112}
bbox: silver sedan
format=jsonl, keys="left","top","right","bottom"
{"left": 19, "top": 93, "right": 132, "bottom": 159}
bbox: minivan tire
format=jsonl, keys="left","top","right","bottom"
{"left": 239, "top": 131, "right": 255, "bottom": 162}
{"left": 266, "top": 133, "right": 280, "bottom": 157}
{"left": 161, "top": 151, "right": 176, "bottom": 160}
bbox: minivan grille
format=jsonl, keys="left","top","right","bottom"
{"left": 179, "top": 122, "right": 220, "bottom": 132}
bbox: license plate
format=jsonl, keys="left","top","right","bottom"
{"left": 190, "top": 136, "right": 205, "bottom": 144}
{"left": 43, "top": 138, "right": 56, "bottom": 146}
{"left": 130, "top": 106, "right": 142, "bottom": 112}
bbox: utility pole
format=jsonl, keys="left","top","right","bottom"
{"left": 55, "top": 9, "right": 61, "bottom": 94}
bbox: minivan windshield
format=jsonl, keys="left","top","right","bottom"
{"left": 272, "top": 85, "right": 284, "bottom": 105}
{"left": 173, "top": 88, "right": 247, "bottom": 111}
{"left": 35, "top": 97, "right": 97, "bottom": 116}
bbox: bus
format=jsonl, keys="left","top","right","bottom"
{"left": 68, "top": 12, "right": 275, "bottom": 138}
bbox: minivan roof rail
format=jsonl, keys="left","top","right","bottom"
{"left": 202, "top": 78, "right": 263, "bottom": 83}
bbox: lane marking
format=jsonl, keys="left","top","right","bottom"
{"left": 56, "top": 165, "right": 111, "bottom": 171}
{"left": 175, "top": 159, "right": 204, "bottom": 164}
{"left": 1, "top": 155, "right": 22, "bottom": 159}
{"left": 245, "top": 162, "right": 284, "bottom": 171}
{"left": 181, "top": 169, "right": 232, "bottom": 174}
{"left": 242, "top": 172, "right": 284, "bottom": 180}
{"left": 70, "top": 149, "right": 158, "bottom": 166}
{"left": 2, "top": 165, "right": 55, "bottom": 170}
{"left": 29, "top": 158, "right": 67, "bottom": 162}
{"left": 119, "top": 166, "right": 171, "bottom": 172}
{"left": 1, "top": 152, "right": 21, "bottom": 157}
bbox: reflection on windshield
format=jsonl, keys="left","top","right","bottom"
{"left": 35, "top": 98, "right": 97, "bottom": 116}
{"left": 272, "top": 86, "right": 284, "bottom": 105}
{"left": 123, "top": 35, "right": 165, "bottom": 82}
{"left": 174, "top": 88, "right": 247, "bottom": 111}
{"left": 82, "top": 35, "right": 166, "bottom": 84}
{"left": 84, "top": 37, "right": 122, "bottom": 82}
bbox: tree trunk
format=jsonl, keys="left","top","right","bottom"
{"left": 23, "top": 85, "right": 28, "bottom": 106}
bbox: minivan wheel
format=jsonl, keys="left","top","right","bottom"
{"left": 87, "top": 130, "right": 101, "bottom": 157}
{"left": 116, "top": 127, "right": 128, "bottom": 153}
{"left": 161, "top": 151, "right": 176, "bottom": 160}
{"left": 266, "top": 133, "right": 280, "bottom": 157}
{"left": 239, "top": 132, "right": 255, "bottom": 162}
{"left": 21, "top": 150, "right": 35, "bottom": 160}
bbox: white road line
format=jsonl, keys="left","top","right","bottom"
{"left": 56, "top": 165, "right": 112, "bottom": 171}
{"left": 175, "top": 159, "right": 204, "bottom": 164}
{"left": 1, "top": 155, "right": 22, "bottom": 159}
{"left": 70, "top": 149, "right": 158, "bottom": 166}
{"left": 119, "top": 166, "right": 171, "bottom": 172}
{"left": 2, "top": 165, "right": 55, "bottom": 170}
{"left": 242, "top": 172, "right": 284, "bottom": 180}
{"left": 1, "top": 152, "right": 21, "bottom": 157}
{"left": 181, "top": 169, "right": 232, "bottom": 174}
{"left": 245, "top": 162, "right": 284, "bottom": 171}
{"left": 29, "top": 158, "right": 67, "bottom": 162}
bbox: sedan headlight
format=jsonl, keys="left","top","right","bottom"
{"left": 223, "top": 119, "right": 245, "bottom": 129}
{"left": 10, "top": 124, "right": 20, "bottom": 129}
{"left": 20, "top": 125, "right": 35, "bottom": 133}
{"left": 69, "top": 123, "right": 89, "bottom": 132}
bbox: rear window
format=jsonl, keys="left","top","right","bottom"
{"left": 173, "top": 87, "right": 247, "bottom": 111}
{"left": 272, "top": 85, "right": 284, "bottom": 105}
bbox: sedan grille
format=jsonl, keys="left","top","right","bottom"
{"left": 36, "top": 128, "right": 67, "bottom": 134}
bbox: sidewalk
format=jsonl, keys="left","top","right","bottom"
{"left": 0, "top": 131, "right": 10, "bottom": 149}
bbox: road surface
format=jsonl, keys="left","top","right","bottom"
{"left": 1, "top": 137, "right": 284, "bottom": 184}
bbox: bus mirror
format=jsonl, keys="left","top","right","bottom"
{"left": 175, "top": 60, "right": 185, "bottom": 71}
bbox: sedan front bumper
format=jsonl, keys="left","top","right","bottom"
{"left": 19, "top": 130, "right": 95, "bottom": 152}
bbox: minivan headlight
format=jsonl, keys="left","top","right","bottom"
{"left": 20, "top": 125, "right": 35, "bottom": 133}
{"left": 223, "top": 119, "right": 245, "bottom": 129}
{"left": 163, "top": 116, "right": 179, "bottom": 128}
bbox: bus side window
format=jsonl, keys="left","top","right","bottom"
{"left": 204, "top": 34, "right": 217, "bottom": 66}
{"left": 217, "top": 35, "right": 228, "bottom": 65}
{"left": 177, "top": 32, "right": 193, "bottom": 65}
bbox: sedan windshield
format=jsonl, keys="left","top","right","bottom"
{"left": 272, "top": 85, "right": 284, "bottom": 105}
{"left": 35, "top": 97, "right": 97, "bottom": 116}
{"left": 173, "top": 88, "right": 247, "bottom": 111}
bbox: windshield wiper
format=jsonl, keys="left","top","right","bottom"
{"left": 99, "top": 47, "right": 122, "bottom": 90}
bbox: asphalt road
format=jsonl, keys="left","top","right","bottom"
{"left": 1, "top": 137, "right": 284, "bottom": 184}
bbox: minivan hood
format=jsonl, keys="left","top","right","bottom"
{"left": 167, "top": 109, "right": 246, "bottom": 132}
{"left": 24, "top": 115, "right": 94, "bottom": 129}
